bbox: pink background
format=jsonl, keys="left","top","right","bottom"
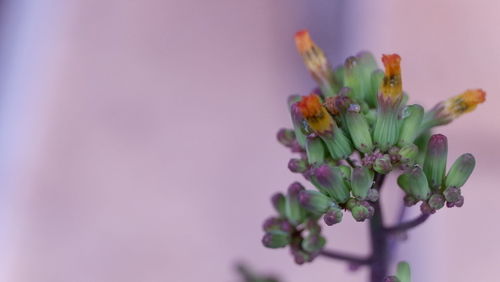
{"left": 0, "top": 1, "right": 498, "bottom": 281}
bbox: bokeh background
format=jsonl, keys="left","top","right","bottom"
{"left": 0, "top": 1, "right": 498, "bottom": 281}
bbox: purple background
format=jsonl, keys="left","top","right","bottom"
{"left": 0, "top": 1, "right": 498, "bottom": 281}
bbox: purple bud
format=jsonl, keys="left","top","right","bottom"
{"left": 271, "top": 192, "right": 286, "bottom": 216}
{"left": 288, "top": 182, "right": 305, "bottom": 195}
{"left": 277, "top": 128, "right": 296, "bottom": 147}
{"left": 455, "top": 195, "right": 465, "bottom": 207}
{"left": 443, "top": 187, "right": 462, "bottom": 203}
{"left": 428, "top": 193, "right": 445, "bottom": 210}
{"left": 323, "top": 208, "right": 343, "bottom": 226}
{"left": 288, "top": 158, "right": 309, "bottom": 173}
{"left": 262, "top": 217, "right": 282, "bottom": 232}
{"left": 420, "top": 201, "right": 436, "bottom": 215}
{"left": 403, "top": 195, "right": 419, "bottom": 207}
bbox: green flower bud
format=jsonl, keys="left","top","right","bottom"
{"left": 374, "top": 110, "right": 400, "bottom": 151}
{"left": 397, "top": 166, "right": 431, "bottom": 201}
{"left": 289, "top": 97, "right": 308, "bottom": 147}
{"left": 344, "top": 57, "right": 365, "bottom": 101}
{"left": 365, "top": 108, "right": 377, "bottom": 124}
{"left": 271, "top": 193, "right": 286, "bottom": 217}
{"left": 368, "top": 69, "right": 384, "bottom": 108}
{"left": 301, "top": 234, "right": 326, "bottom": 253}
{"left": 345, "top": 108, "right": 374, "bottom": 153}
{"left": 298, "top": 190, "right": 332, "bottom": 214}
{"left": 311, "top": 164, "right": 351, "bottom": 203}
{"left": 423, "top": 134, "right": 448, "bottom": 190}
{"left": 338, "top": 165, "right": 352, "bottom": 180}
{"left": 398, "top": 105, "right": 424, "bottom": 147}
{"left": 305, "top": 135, "right": 325, "bottom": 164}
{"left": 285, "top": 182, "right": 306, "bottom": 225}
{"left": 396, "top": 261, "right": 411, "bottom": 282}
{"left": 445, "top": 153, "right": 475, "bottom": 188}
{"left": 349, "top": 202, "right": 373, "bottom": 222}
{"left": 351, "top": 166, "right": 374, "bottom": 199}
{"left": 373, "top": 154, "right": 393, "bottom": 174}
{"left": 323, "top": 206, "right": 343, "bottom": 226}
{"left": 399, "top": 144, "right": 419, "bottom": 164}
{"left": 322, "top": 128, "right": 353, "bottom": 160}
{"left": 262, "top": 232, "right": 290, "bottom": 249}
{"left": 288, "top": 158, "right": 308, "bottom": 173}
{"left": 428, "top": 193, "right": 445, "bottom": 210}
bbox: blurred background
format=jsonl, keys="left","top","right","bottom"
{"left": 0, "top": 0, "right": 498, "bottom": 281}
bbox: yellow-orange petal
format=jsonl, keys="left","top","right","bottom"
{"left": 297, "top": 94, "right": 334, "bottom": 134}
{"left": 444, "top": 89, "right": 486, "bottom": 118}
{"left": 380, "top": 54, "right": 403, "bottom": 102}
{"left": 294, "top": 30, "right": 313, "bottom": 55}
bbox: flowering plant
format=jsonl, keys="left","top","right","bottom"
{"left": 255, "top": 30, "right": 485, "bottom": 282}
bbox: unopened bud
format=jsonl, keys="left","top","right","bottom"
{"left": 445, "top": 153, "right": 475, "bottom": 189}
{"left": 399, "top": 144, "right": 419, "bottom": 165}
{"left": 323, "top": 207, "right": 343, "bottom": 226}
{"left": 262, "top": 232, "right": 290, "bottom": 249}
{"left": 288, "top": 158, "right": 309, "bottom": 173}
{"left": 298, "top": 190, "right": 332, "bottom": 214}
{"left": 428, "top": 193, "right": 445, "bottom": 210}
{"left": 351, "top": 166, "right": 374, "bottom": 199}
{"left": 286, "top": 182, "right": 306, "bottom": 225}
{"left": 397, "top": 166, "right": 431, "bottom": 201}
{"left": 443, "top": 187, "right": 462, "bottom": 204}
{"left": 345, "top": 109, "right": 374, "bottom": 153}
{"left": 311, "top": 164, "right": 351, "bottom": 203}
{"left": 424, "top": 134, "right": 448, "bottom": 190}
{"left": 301, "top": 234, "right": 326, "bottom": 253}
{"left": 277, "top": 128, "right": 296, "bottom": 147}
{"left": 271, "top": 192, "right": 286, "bottom": 217}
{"left": 396, "top": 261, "right": 411, "bottom": 282}
{"left": 305, "top": 135, "right": 325, "bottom": 164}
{"left": 374, "top": 154, "right": 393, "bottom": 174}
{"left": 398, "top": 105, "right": 424, "bottom": 147}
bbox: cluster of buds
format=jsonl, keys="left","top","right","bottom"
{"left": 262, "top": 29, "right": 485, "bottom": 264}
{"left": 398, "top": 134, "right": 475, "bottom": 214}
{"left": 262, "top": 183, "right": 327, "bottom": 264}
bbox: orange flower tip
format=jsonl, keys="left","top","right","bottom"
{"left": 469, "top": 89, "right": 486, "bottom": 103}
{"left": 296, "top": 94, "right": 334, "bottom": 134}
{"left": 381, "top": 54, "right": 401, "bottom": 74}
{"left": 445, "top": 89, "right": 487, "bottom": 117}
{"left": 381, "top": 54, "right": 401, "bottom": 65}
{"left": 294, "top": 29, "right": 313, "bottom": 54}
{"left": 297, "top": 94, "right": 322, "bottom": 118}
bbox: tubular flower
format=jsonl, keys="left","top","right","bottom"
{"left": 297, "top": 94, "right": 352, "bottom": 159}
{"left": 297, "top": 94, "right": 334, "bottom": 134}
{"left": 422, "top": 89, "right": 486, "bottom": 129}
{"left": 295, "top": 30, "right": 337, "bottom": 97}
{"left": 373, "top": 54, "right": 403, "bottom": 151}
{"left": 380, "top": 54, "right": 403, "bottom": 105}
{"left": 443, "top": 89, "right": 486, "bottom": 119}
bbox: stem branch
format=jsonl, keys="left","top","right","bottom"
{"left": 319, "top": 249, "right": 371, "bottom": 265}
{"left": 384, "top": 213, "right": 430, "bottom": 234}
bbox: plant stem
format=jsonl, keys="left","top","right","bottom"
{"left": 384, "top": 213, "right": 430, "bottom": 234}
{"left": 319, "top": 249, "right": 371, "bottom": 265}
{"left": 369, "top": 173, "right": 388, "bottom": 282}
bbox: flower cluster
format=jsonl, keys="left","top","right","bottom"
{"left": 264, "top": 29, "right": 485, "bottom": 264}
